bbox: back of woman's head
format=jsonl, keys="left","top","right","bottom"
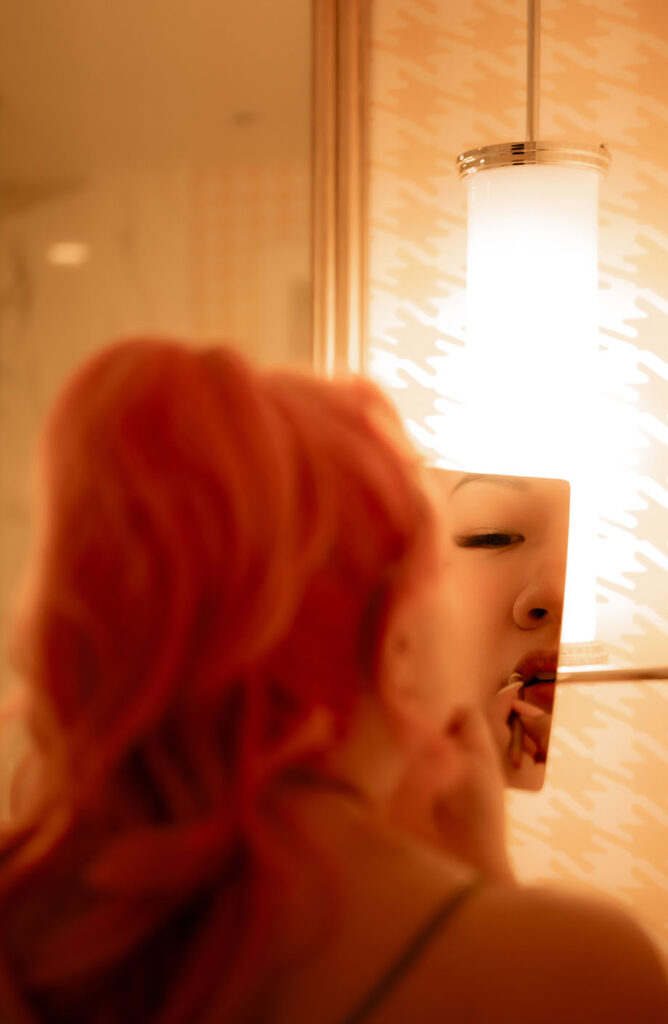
{"left": 2, "top": 338, "right": 436, "bottom": 1021}
{"left": 22, "top": 338, "right": 434, "bottom": 792}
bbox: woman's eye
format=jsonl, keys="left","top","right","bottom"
{"left": 453, "top": 530, "right": 524, "bottom": 549}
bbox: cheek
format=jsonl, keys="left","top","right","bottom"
{"left": 438, "top": 565, "right": 521, "bottom": 696}
{"left": 403, "top": 588, "right": 462, "bottom": 719}
{"left": 450, "top": 559, "right": 521, "bottom": 623}
{"left": 421, "top": 585, "right": 484, "bottom": 711}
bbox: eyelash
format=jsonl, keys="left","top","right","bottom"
{"left": 454, "top": 530, "right": 524, "bottom": 549}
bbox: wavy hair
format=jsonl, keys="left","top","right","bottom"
{"left": 0, "top": 338, "right": 436, "bottom": 1022}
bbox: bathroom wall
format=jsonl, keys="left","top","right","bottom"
{"left": 367, "top": 0, "right": 667, "bottom": 951}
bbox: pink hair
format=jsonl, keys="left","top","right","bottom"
{"left": 0, "top": 338, "right": 436, "bottom": 1021}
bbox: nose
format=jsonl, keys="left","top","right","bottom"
{"left": 512, "top": 567, "right": 565, "bottom": 631}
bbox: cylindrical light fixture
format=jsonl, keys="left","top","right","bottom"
{"left": 456, "top": 2, "right": 610, "bottom": 660}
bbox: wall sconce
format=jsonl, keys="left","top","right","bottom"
{"left": 456, "top": 0, "right": 610, "bottom": 663}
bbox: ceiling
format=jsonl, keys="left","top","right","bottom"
{"left": 0, "top": 0, "right": 311, "bottom": 207}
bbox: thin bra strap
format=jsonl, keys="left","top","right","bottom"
{"left": 340, "top": 877, "right": 483, "bottom": 1024}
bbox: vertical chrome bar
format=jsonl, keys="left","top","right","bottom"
{"left": 526, "top": 0, "right": 540, "bottom": 141}
{"left": 311, "top": 0, "right": 370, "bottom": 377}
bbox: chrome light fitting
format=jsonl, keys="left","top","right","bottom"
{"left": 456, "top": 1, "right": 610, "bottom": 180}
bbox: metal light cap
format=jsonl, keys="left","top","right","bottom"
{"left": 456, "top": 140, "right": 611, "bottom": 179}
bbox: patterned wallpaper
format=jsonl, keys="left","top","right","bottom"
{"left": 189, "top": 158, "right": 311, "bottom": 365}
{"left": 367, "top": 0, "right": 667, "bottom": 951}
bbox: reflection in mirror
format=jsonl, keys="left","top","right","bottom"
{"left": 0, "top": 0, "right": 312, "bottom": 814}
{"left": 0, "top": 1, "right": 312, "bottom": 368}
{"left": 429, "top": 469, "right": 570, "bottom": 791}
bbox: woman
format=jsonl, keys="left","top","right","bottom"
{"left": 0, "top": 338, "right": 665, "bottom": 1022}
{"left": 428, "top": 469, "right": 570, "bottom": 788}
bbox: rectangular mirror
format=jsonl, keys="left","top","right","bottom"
{"left": 0, "top": 0, "right": 318, "bottom": 812}
{"left": 429, "top": 468, "right": 570, "bottom": 791}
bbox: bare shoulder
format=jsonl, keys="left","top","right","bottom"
{"left": 384, "top": 883, "right": 668, "bottom": 1024}
{"left": 461, "top": 885, "right": 668, "bottom": 1022}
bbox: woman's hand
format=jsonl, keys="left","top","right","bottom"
{"left": 385, "top": 704, "right": 514, "bottom": 883}
{"left": 491, "top": 679, "right": 553, "bottom": 790}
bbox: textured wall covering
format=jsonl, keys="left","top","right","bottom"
{"left": 190, "top": 158, "right": 311, "bottom": 364}
{"left": 368, "top": 0, "right": 667, "bottom": 950}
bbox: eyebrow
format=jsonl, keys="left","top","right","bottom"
{"left": 449, "top": 473, "right": 531, "bottom": 496}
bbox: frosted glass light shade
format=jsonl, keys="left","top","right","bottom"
{"left": 463, "top": 164, "right": 602, "bottom": 644}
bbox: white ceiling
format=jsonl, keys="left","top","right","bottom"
{"left": 0, "top": 0, "right": 311, "bottom": 198}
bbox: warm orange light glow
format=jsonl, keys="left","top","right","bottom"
{"left": 45, "top": 242, "right": 91, "bottom": 267}
{"left": 463, "top": 164, "right": 602, "bottom": 644}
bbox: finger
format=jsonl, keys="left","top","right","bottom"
{"left": 492, "top": 681, "right": 524, "bottom": 729}
{"left": 510, "top": 698, "right": 544, "bottom": 719}
{"left": 497, "top": 678, "right": 523, "bottom": 697}
{"left": 517, "top": 712, "right": 552, "bottom": 751}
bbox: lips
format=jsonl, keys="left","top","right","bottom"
{"left": 511, "top": 649, "right": 558, "bottom": 714}
{"left": 512, "top": 649, "right": 558, "bottom": 684}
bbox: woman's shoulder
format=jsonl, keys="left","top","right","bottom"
{"left": 395, "top": 881, "right": 668, "bottom": 1024}
{"left": 264, "top": 794, "right": 667, "bottom": 1023}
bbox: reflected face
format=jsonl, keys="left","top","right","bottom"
{"left": 437, "top": 472, "right": 568, "bottom": 701}
{"left": 411, "top": 470, "right": 570, "bottom": 789}
{"left": 379, "top": 467, "right": 569, "bottom": 790}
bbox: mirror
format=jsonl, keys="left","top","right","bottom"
{"left": 0, "top": 0, "right": 317, "bottom": 811}
{"left": 0, "top": 0, "right": 370, "bottom": 816}
{"left": 0, "top": 1, "right": 312, "bottom": 369}
{"left": 429, "top": 469, "right": 570, "bottom": 791}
